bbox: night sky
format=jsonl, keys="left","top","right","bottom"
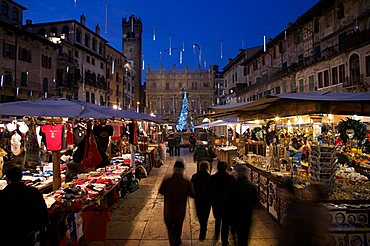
{"left": 18, "top": 0, "right": 319, "bottom": 77}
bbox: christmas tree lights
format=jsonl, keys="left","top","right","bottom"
{"left": 176, "top": 90, "right": 188, "bottom": 132}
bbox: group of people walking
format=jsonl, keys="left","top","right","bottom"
{"left": 159, "top": 158, "right": 258, "bottom": 246}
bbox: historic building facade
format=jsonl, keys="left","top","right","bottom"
{"left": 105, "top": 44, "right": 135, "bottom": 109}
{"left": 0, "top": 0, "right": 58, "bottom": 102}
{"left": 145, "top": 64, "right": 215, "bottom": 122}
{"left": 122, "top": 15, "right": 142, "bottom": 110}
{"left": 222, "top": 0, "right": 370, "bottom": 104}
{"left": 25, "top": 15, "right": 108, "bottom": 105}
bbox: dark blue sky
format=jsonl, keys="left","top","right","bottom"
{"left": 19, "top": 0, "right": 319, "bottom": 75}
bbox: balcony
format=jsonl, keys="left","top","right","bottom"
{"left": 343, "top": 74, "right": 366, "bottom": 91}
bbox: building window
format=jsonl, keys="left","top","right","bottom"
{"left": 308, "top": 75, "right": 315, "bottom": 91}
{"left": 318, "top": 72, "right": 323, "bottom": 88}
{"left": 192, "top": 82, "right": 197, "bottom": 90}
{"left": 4, "top": 71, "right": 12, "bottom": 86}
{"left": 100, "top": 62, "right": 103, "bottom": 69}
{"left": 91, "top": 58, "right": 95, "bottom": 65}
{"left": 275, "top": 86, "right": 280, "bottom": 94}
{"left": 12, "top": 7, "right": 18, "bottom": 21}
{"left": 299, "top": 79, "right": 304, "bottom": 92}
{"left": 41, "top": 55, "right": 52, "bottom": 69}
{"left": 290, "top": 80, "right": 297, "bottom": 93}
{"left": 74, "top": 50, "right": 79, "bottom": 58}
{"left": 243, "top": 66, "right": 247, "bottom": 76}
{"left": 314, "top": 19, "right": 320, "bottom": 33}
{"left": 76, "top": 29, "right": 81, "bottom": 43}
{"left": 43, "top": 78, "right": 48, "bottom": 93}
{"left": 20, "top": 72, "right": 28, "bottom": 86}
{"left": 203, "top": 82, "right": 209, "bottom": 88}
{"left": 92, "top": 38, "right": 97, "bottom": 51}
{"left": 235, "top": 72, "right": 238, "bottom": 82}
{"left": 337, "top": 2, "right": 344, "bottom": 19}
{"left": 165, "top": 83, "right": 170, "bottom": 90}
{"left": 61, "top": 26, "right": 69, "bottom": 37}
{"left": 339, "top": 64, "right": 345, "bottom": 83}
{"left": 151, "top": 83, "right": 156, "bottom": 89}
{"left": 332, "top": 67, "right": 338, "bottom": 85}
{"left": 86, "top": 92, "right": 90, "bottom": 103}
{"left": 99, "top": 43, "right": 103, "bottom": 54}
{"left": 179, "top": 83, "right": 182, "bottom": 88}
{"left": 91, "top": 93, "right": 95, "bottom": 104}
{"left": 366, "top": 56, "right": 370, "bottom": 77}
{"left": 86, "top": 55, "right": 90, "bottom": 63}
{"left": 85, "top": 34, "right": 90, "bottom": 47}
{"left": 19, "top": 47, "right": 32, "bottom": 62}
{"left": 323, "top": 70, "right": 329, "bottom": 87}
{"left": 3, "top": 42, "right": 16, "bottom": 59}
{"left": 2, "top": 2, "right": 9, "bottom": 16}
{"left": 100, "top": 96, "right": 104, "bottom": 105}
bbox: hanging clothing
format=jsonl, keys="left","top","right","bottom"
{"left": 73, "top": 123, "right": 86, "bottom": 145}
{"left": 93, "top": 124, "right": 113, "bottom": 152}
{"left": 66, "top": 123, "right": 74, "bottom": 146}
{"left": 41, "top": 124, "right": 63, "bottom": 151}
{"left": 108, "top": 122, "right": 123, "bottom": 141}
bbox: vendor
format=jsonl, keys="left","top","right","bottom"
{"left": 288, "top": 137, "right": 303, "bottom": 164}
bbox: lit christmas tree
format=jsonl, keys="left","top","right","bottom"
{"left": 176, "top": 90, "right": 188, "bottom": 132}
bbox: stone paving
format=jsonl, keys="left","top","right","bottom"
{"left": 86, "top": 148, "right": 279, "bottom": 246}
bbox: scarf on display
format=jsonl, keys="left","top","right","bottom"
{"left": 81, "top": 122, "right": 103, "bottom": 169}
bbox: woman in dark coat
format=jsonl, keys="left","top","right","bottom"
{"left": 209, "top": 161, "right": 235, "bottom": 245}
{"left": 191, "top": 161, "right": 212, "bottom": 241}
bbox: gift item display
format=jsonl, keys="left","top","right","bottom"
{"left": 220, "top": 114, "right": 370, "bottom": 246}
{"left": 0, "top": 114, "right": 164, "bottom": 245}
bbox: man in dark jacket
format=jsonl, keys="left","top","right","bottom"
{"left": 191, "top": 161, "right": 212, "bottom": 241}
{"left": 167, "top": 134, "right": 176, "bottom": 157}
{"left": 227, "top": 164, "right": 258, "bottom": 246}
{"left": 159, "top": 159, "right": 195, "bottom": 246}
{"left": 209, "top": 161, "right": 235, "bottom": 245}
{"left": 193, "top": 143, "right": 210, "bottom": 172}
{"left": 0, "top": 165, "right": 49, "bottom": 246}
{"left": 189, "top": 134, "right": 196, "bottom": 152}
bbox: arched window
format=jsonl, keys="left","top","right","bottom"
{"left": 12, "top": 7, "right": 18, "bottom": 21}
{"left": 61, "top": 26, "right": 69, "bottom": 36}
{"left": 2, "top": 1, "right": 9, "bottom": 16}
{"left": 76, "top": 29, "right": 81, "bottom": 43}
{"left": 99, "top": 43, "right": 103, "bottom": 54}
{"left": 349, "top": 54, "right": 360, "bottom": 85}
{"left": 84, "top": 34, "right": 90, "bottom": 47}
{"left": 43, "top": 78, "right": 49, "bottom": 93}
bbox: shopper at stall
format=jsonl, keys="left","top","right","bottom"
{"left": 207, "top": 144, "right": 217, "bottom": 173}
{"left": 175, "top": 134, "right": 181, "bottom": 156}
{"left": 193, "top": 142, "right": 210, "bottom": 172}
{"left": 189, "top": 133, "right": 197, "bottom": 152}
{"left": 159, "top": 159, "right": 195, "bottom": 246}
{"left": 278, "top": 182, "right": 330, "bottom": 246}
{"left": 0, "top": 165, "right": 49, "bottom": 246}
{"left": 227, "top": 164, "right": 258, "bottom": 246}
{"left": 209, "top": 161, "right": 235, "bottom": 245}
{"left": 191, "top": 161, "right": 212, "bottom": 241}
{"left": 167, "top": 134, "right": 176, "bottom": 157}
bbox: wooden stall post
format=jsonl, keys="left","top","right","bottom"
{"left": 52, "top": 150, "right": 61, "bottom": 190}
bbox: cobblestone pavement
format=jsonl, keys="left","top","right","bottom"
{"left": 86, "top": 148, "right": 279, "bottom": 246}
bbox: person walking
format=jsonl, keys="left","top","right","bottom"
{"left": 159, "top": 159, "right": 195, "bottom": 246}
{"left": 189, "top": 133, "right": 196, "bottom": 152}
{"left": 209, "top": 161, "right": 235, "bottom": 245}
{"left": 167, "top": 134, "right": 176, "bottom": 157}
{"left": 227, "top": 165, "right": 258, "bottom": 246}
{"left": 0, "top": 165, "right": 49, "bottom": 246}
{"left": 175, "top": 134, "right": 181, "bottom": 156}
{"left": 193, "top": 142, "right": 210, "bottom": 172}
{"left": 191, "top": 161, "right": 212, "bottom": 241}
{"left": 207, "top": 144, "right": 217, "bottom": 173}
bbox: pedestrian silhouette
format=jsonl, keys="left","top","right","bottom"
{"left": 159, "top": 159, "right": 195, "bottom": 246}
{"left": 209, "top": 161, "right": 235, "bottom": 245}
{"left": 191, "top": 160, "right": 212, "bottom": 241}
{"left": 227, "top": 164, "right": 258, "bottom": 246}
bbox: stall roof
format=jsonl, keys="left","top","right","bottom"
{"left": 207, "top": 92, "right": 370, "bottom": 120}
{"left": 0, "top": 98, "right": 165, "bottom": 122}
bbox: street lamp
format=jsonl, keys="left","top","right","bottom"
{"left": 136, "top": 101, "right": 140, "bottom": 113}
{"left": 192, "top": 43, "right": 202, "bottom": 66}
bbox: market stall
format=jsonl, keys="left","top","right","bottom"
{"left": 207, "top": 92, "right": 370, "bottom": 246}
